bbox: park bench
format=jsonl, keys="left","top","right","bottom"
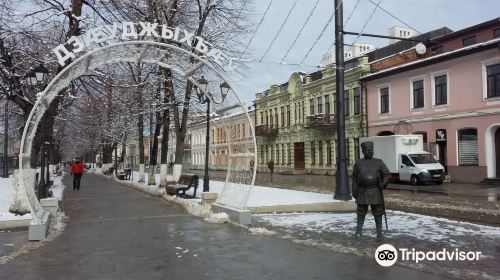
{"left": 103, "top": 167, "right": 115, "bottom": 175}
{"left": 117, "top": 168, "right": 132, "bottom": 180}
{"left": 165, "top": 174, "right": 199, "bottom": 198}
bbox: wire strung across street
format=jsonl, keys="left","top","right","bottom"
{"left": 239, "top": 0, "right": 272, "bottom": 60}
{"left": 347, "top": 0, "right": 383, "bottom": 53}
{"left": 259, "top": 0, "right": 299, "bottom": 62}
{"left": 280, "top": 0, "right": 320, "bottom": 63}
{"left": 327, "top": 0, "right": 361, "bottom": 52}
{"left": 366, "top": 0, "right": 422, "bottom": 35}
{"left": 299, "top": 0, "right": 343, "bottom": 65}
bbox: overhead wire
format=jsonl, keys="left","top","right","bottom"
{"left": 366, "top": 0, "right": 422, "bottom": 35}
{"left": 299, "top": 0, "right": 343, "bottom": 65}
{"left": 327, "top": 0, "right": 361, "bottom": 51}
{"left": 347, "top": 0, "right": 382, "bottom": 53}
{"left": 239, "top": 0, "right": 272, "bottom": 59}
{"left": 259, "top": 0, "right": 299, "bottom": 62}
{"left": 280, "top": 0, "right": 320, "bottom": 63}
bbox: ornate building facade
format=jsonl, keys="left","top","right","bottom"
{"left": 254, "top": 56, "right": 370, "bottom": 174}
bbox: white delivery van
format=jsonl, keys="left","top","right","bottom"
{"left": 359, "top": 135, "right": 445, "bottom": 185}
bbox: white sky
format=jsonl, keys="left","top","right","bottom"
{"left": 229, "top": 0, "right": 500, "bottom": 105}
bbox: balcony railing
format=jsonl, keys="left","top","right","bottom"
{"left": 305, "top": 114, "right": 336, "bottom": 129}
{"left": 255, "top": 125, "right": 279, "bottom": 138}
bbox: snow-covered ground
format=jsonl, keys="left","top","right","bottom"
{"left": 125, "top": 170, "right": 336, "bottom": 207}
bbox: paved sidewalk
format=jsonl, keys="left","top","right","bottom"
{"left": 0, "top": 173, "right": 441, "bottom": 280}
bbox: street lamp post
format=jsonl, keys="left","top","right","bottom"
{"left": 2, "top": 100, "right": 8, "bottom": 178}
{"left": 196, "top": 76, "right": 230, "bottom": 192}
{"left": 24, "top": 64, "right": 50, "bottom": 198}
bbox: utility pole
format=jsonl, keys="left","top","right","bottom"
{"left": 333, "top": 0, "right": 352, "bottom": 201}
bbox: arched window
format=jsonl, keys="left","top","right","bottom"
{"left": 458, "top": 128, "right": 478, "bottom": 166}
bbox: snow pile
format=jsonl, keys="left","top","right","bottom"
{"left": 48, "top": 176, "right": 65, "bottom": 200}
{"left": 248, "top": 227, "right": 276, "bottom": 236}
{"left": 205, "top": 212, "right": 229, "bottom": 223}
{"left": 162, "top": 194, "right": 212, "bottom": 218}
{"left": 0, "top": 177, "right": 14, "bottom": 213}
{"left": 48, "top": 210, "right": 68, "bottom": 236}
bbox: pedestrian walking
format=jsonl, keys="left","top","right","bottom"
{"left": 352, "top": 141, "right": 390, "bottom": 238}
{"left": 267, "top": 159, "right": 274, "bottom": 181}
{"left": 70, "top": 157, "right": 85, "bottom": 190}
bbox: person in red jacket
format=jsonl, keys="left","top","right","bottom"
{"left": 70, "top": 157, "right": 85, "bottom": 190}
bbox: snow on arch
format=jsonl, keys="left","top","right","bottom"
{"left": 19, "top": 41, "right": 256, "bottom": 225}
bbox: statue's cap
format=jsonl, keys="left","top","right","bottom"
{"left": 361, "top": 141, "right": 374, "bottom": 149}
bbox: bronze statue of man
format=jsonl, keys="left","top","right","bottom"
{"left": 352, "top": 141, "right": 390, "bottom": 238}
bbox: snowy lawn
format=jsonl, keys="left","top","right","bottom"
{"left": 126, "top": 170, "right": 340, "bottom": 207}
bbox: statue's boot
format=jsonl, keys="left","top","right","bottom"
{"left": 355, "top": 214, "right": 365, "bottom": 237}
{"left": 375, "top": 215, "right": 384, "bottom": 239}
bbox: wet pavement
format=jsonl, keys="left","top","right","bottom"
{"left": 0, "top": 173, "right": 444, "bottom": 280}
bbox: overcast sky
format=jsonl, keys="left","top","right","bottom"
{"left": 229, "top": 0, "right": 500, "bottom": 105}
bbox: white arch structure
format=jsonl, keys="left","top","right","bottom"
{"left": 19, "top": 41, "right": 257, "bottom": 238}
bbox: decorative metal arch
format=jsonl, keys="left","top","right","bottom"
{"left": 19, "top": 41, "right": 257, "bottom": 227}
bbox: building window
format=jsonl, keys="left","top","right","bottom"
{"left": 317, "top": 96, "right": 323, "bottom": 114}
{"left": 302, "top": 102, "right": 305, "bottom": 123}
{"left": 276, "top": 145, "right": 280, "bottom": 165}
{"left": 269, "top": 109, "right": 273, "bottom": 127}
{"left": 325, "top": 95, "right": 330, "bottom": 115}
{"left": 319, "top": 141, "right": 323, "bottom": 165}
{"left": 462, "top": 35, "right": 476, "bottom": 46}
{"left": 434, "top": 74, "right": 448, "bottom": 106}
{"left": 260, "top": 112, "right": 263, "bottom": 125}
{"left": 432, "top": 46, "right": 443, "bottom": 55}
{"left": 494, "top": 28, "right": 500, "bottom": 38}
{"left": 282, "top": 144, "right": 285, "bottom": 164}
{"left": 311, "top": 141, "right": 315, "bottom": 165}
{"left": 380, "top": 87, "right": 389, "bottom": 114}
{"left": 287, "top": 105, "right": 291, "bottom": 126}
{"left": 326, "top": 140, "right": 332, "bottom": 165}
{"left": 458, "top": 128, "right": 478, "bottom": 166}
{"left": 354, "top": 87, "right": 361, "bottom": 115}
{"left": 260, "top": 146, "right": 264, "bottom": 163}
{"left": 266, "top": 145, "right": 269, "bottom": 162}
{"left": 265, "top": 111, "right": 268, "bottom": 126}
{"left": 288, "top": 144, "right": 291, "bottom": 165}
{"left": 487, "top": 63, "right": 500, "bottom": 98}
{"left": 274, "top": 108, "right": 279, "bottom": 127}
{"left": 294, "top": 103, "right": 298, "bottom": 124}
{"left": 344, "top": 90, "right": 350, "bottom": 116}
{"left": 310, "top": 98, "right": 315, "bottom": 115}
{"left": 354, "top": 138, "right": 360, "bottom": 160}
{"left": 345, "top": 138, "right": 350, "bottom": 164}
{"left": 412, "top": 79, "right": 424, "bottom": 109}
{"left": 281, "top": 106, "right": 285, "bottom": 127}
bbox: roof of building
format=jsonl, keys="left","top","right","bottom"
{"left": 367, "top": 27, "right": 453, "bottom": 62}
{"left": 361, "top": 37, "right": 500, "bottom": 81}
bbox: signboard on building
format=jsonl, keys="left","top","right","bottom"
{"left": 436, "top": 129, "right": 447, "bottom": 142}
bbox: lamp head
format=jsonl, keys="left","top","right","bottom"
{"left": 220, "top": 81, "right": 230, "bottom": 102}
